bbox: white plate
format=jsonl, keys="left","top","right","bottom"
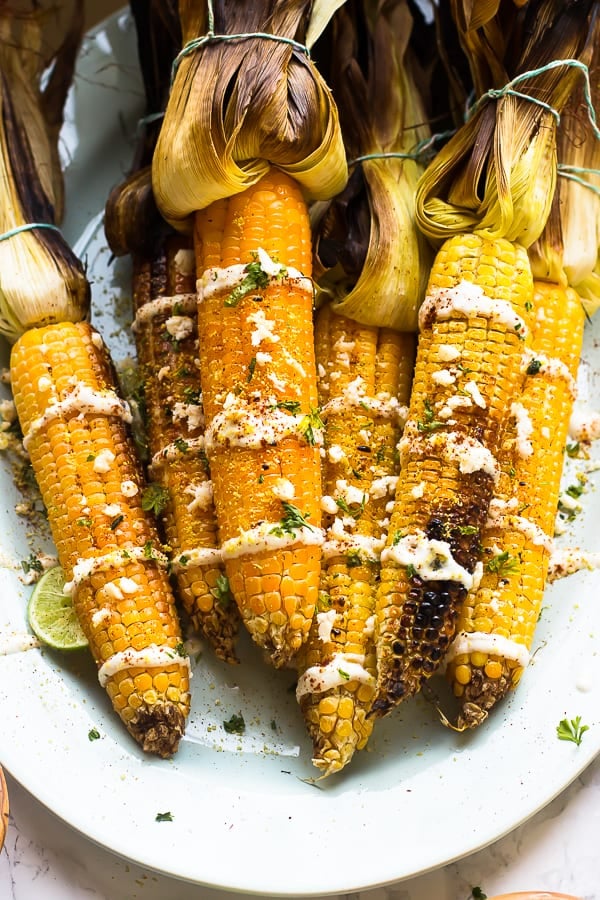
{"left": 1, "top": 10, "right": 599, "bottom": 898}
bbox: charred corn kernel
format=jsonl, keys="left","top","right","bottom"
{"left": 446, "top": 282, "right": 584, "bottom": 726}
{"left": 194, "top": 169, "right": 321, "bottom": 667}
{"left": 11, "top": 321, "right": 190, "bottom": 757}
{"left": 296, "top": 305, "right": 415, "bottom": 775}
{"left": 132, "top": 236, "right": 239, "bottom": 663}
{"left": 373, "top": 234, "right": 535, "bottom": 718}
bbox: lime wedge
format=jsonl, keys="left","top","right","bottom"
{"left": 27, "top": 566, "right": 89, "bottom": 651}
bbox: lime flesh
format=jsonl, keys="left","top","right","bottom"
{"left": 27, "top": 566, "right": 89, "bottom": 651}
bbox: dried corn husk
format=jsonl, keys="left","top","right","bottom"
{"left": 0, "top": 2, "right": 89, "bottom": 341}
{"left": 529, "top": 20, "right": 600, "bottom": 313}
{"left": 152, "top": 0, "right": 348, "bottom": 230}
{"left": 313, "top": 0, "right": 432, "bottom": 331}
{"left": 416, "top": 0, "right": 598, "bottom": 247}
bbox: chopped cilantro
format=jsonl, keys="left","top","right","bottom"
{"left": 211, "top": 573, "right": 233, "bottom": 607}
{"left": 566, "top": 483, "right": 584, "bottom": 499}
{"left": 76, "top": 517, "right": 93, "bottom": 528}
{"left": 21, "top": 554, "right": 43, "bottom": 575}
{"left": 471, "top": 888, "right": 487, "bottom": 900}
{"left": 417, "top": 399, "right": 444, "bottom": 433}
{"left": 565, "top": 442, "right": 580, "bottom": 458}
{"left": 174, "top": 437, "right": 189, "bottom": 453}
{"left": 270, "top": 719, "right": 278, "bottom": 731}
{"left": 182, "top": 386, "right": 202, "bottom": 404}
{"left": 299, "top": 407, "right": 324, "bottom": 446}
{"left": 335, "top": 494, "right": 366, "bottom": 520}
{"left": 224, "top": 259, "right": 270, "bottom": 307}
{"left": 246, "top": 356, "right": 257, "bottom": 382}
{"left": 141, "top": 483, "right": 170, "bottom": 515}
{"left": 346, "top": 550, "right": 362, "bottom": 568}
{"left": 88, "top": 728, "right": 101, "bottom": 741}
{"left": 258, "top": 473, "right": 264, "bottom": 484}
{"left": 557, "top": 715, "right": 589, "bottom": 746}
{"left": 392, "top": 530, "right": 404, "bottom": 545}
{"left": 457, "top": 524, "right": 478, "bottom": 535}
{"left": 86, "top": 453, "right": 96, "bottom": 462}
{"left": 316, "top": 591, "right": 331, "bottom": 611}
{"left": 486, "top": 551, "right": 519, "bottom": 576}
{"left": 198, "top": 448, "right": 210, "bottom": 474}
{"left": 337, "top": 668, "right": 350, "bottom": 681}
{"left": 524, "top": 299, "right": 533, "bottom": 312}
{"left": 406, "top": 563, "right": 417, "bottom": 579}
{"left": 274, "top": 400, "right": 301, "bottom": 414}
{"left": 174, "top": 641, "right": 188, "bottom": 657}
{"left": 155, "top": 811, "right": 174, "bottom": 822}
{"left": 270, "top": 502, "right": 313, "bottom": 537}
{"left": 223, "top": 713, "right": 246, "bottom": 735}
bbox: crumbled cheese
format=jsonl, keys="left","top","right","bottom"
{"left": 104, "top": 581, "right": 124, "bottom": 602}
{"left": 317, "top": 363, "right": 327, "bottom": 379}
{"left": 247, "top": 309, "right": 280, "bottom": 346}
{"left": 569, "top": 405, "right": 600, "bottom": 443}
{"left": 120, "top": 480, "right": 138, "bottom": 497}
{"left": 432, "top": 369, "right": 456, "bottom": 387}
{"left": 165, "top": 315, "right": 194, "bottom": 341}
{"left": 437, "top": 394, "right": 472, "bottom": 419}
{"left": 172, "top": 401, "right": 204, "bottom": 431}
{"left": 255, "top": 352, "right": 272, "bottom": 365}
{"left": 272, "top": 477, "right": 295, "bottom": 501}
{"left": 174, "top": 248, "right": 195, "bottom": 276}
{"left": 157, "top": 366, "right": 171, "bottom": 381}
{"left": 370, "top": 475, "right": 398, "bottom": 499}
{"left": 438, "top": 344, "right": 461, "bottom": 362}
{"left": 91, "top": 608, "right": 111, "bottom": 628}
{"left": 91, "top": 332, "right": 104, "bottom": 349}
{"left": 335, "top": 479, "right": 367, "bottom": 507}
{"left": 316, "top": 609, "right": 337, "bottom": 643}
{"left": 321, "top": 495, "right": 338, "bottom": 515}
{"left": 327, "top": 444, "right": 345, "bottom": 464}
{"left": 411, "top": 481, "right": 426, "bottom": 499}
{"left": 103, "top": 504, "right": 121, "bottom": 517}
{"left": 93, "top": 448, "right": 115, "bottom": 473}
{"left": 37, "top": 375, "right": 52, "bottom": 392}
{"left": 267, "top": 372, "right": 287, "bottom": 392}
{"left": 511, "top": 401, "right": 534, "bottom": 457}
{"left": 419, "top": 281, "right": 528, "bottom": 336}
{"left": 464, "top": 380, "right": 486, "bottom": 409}
{"left": 185, "top": 480, "right": 214, "bottom": 513}
{"left": 548, "top": 547, "right": 600, "bottom": 582}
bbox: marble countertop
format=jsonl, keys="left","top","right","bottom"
{"left": 1, "top": 756, "right": 598, "bottom": 899}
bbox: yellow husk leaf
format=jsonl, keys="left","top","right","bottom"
{"left": 153, "top": 0, "right": 348, "bottom": 230}
{"left": 314, "top": 0, "right": 431, "bottom": 331}
{"left": 0, "top": 3, "right": 89, "bottom": 341}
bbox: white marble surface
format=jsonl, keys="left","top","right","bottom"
{"left": 1, "top": 755, "right": 598, "bottom": 900}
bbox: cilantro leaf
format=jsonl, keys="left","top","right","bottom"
{"left": 224, "top": 259, "right": 270, "bottom": 307}
{"left": 557, "top": 716, "right": 589, "bottom": 746}
{"left": 223, "top": 713, "right": 246, "bottom": 735}
{"left": 141, "top": 483, "right": 170, "bottom": 516}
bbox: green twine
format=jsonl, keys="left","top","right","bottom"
{"left": 348, "top": 129, "right": 457, "bottom": 167}
{"left": 470, "top": 59, "right": 600, "bottom": 140}
{"left": 558, "top": 164, "right": 600, "bottom": 198}
{"left": 0, "top": 223, "right": 61, "bottom": 243}
{"left": 171, "top": 0, "right": 309, "bottom": 84}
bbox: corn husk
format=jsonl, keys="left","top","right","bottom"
{"left": 529, "top": 17, "right": 600, "bottom": 314}
{"left": 416, "top": 0, "right": 598, "bottom": 247}
{"left": 312, "top": 0, "right": 432, "bottom": 331}
{"left": 152, "top": 0, "right": 348, "bottom": 230}
{"left": 0, "top": 2, "right": 89, "bottom": 341}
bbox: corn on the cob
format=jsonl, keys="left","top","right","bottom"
{"left": 132, "top": 236, "right": 240, "bottom": 663}
{"left": 446, "top": 281, "right": 584, "bottom": 726}
{"left": 194, "top": 169, "right": 322, "bottom": 667}
{"left": 11, "top": 321, "right": 190, "bottom": 757}
{"left": 372, "top": 232, "right": 534, "bottom": 717}
{"left": 297, "top": 304, "right": 415, "bottom": 774}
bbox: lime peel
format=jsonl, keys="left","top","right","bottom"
{"left": 27, "top": 565, "right": 89, "bottom": 651}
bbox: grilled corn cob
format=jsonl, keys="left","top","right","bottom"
{"left": 11, "top": 321, "right": 190, "bottom": 756}
{"left": 194, "top": 169, "right": 322, "bottom": 666}
{"left": 297, "top": 304, "right": 415, "bottom": 774}
{"left": 132, "top": 236, "right": 240, "bottom": 663}
{"left": 372, "top": 232, "right": 534, "bottom": 717}
{"left": 446, "top": 281, "right": 584, "bottom": 726}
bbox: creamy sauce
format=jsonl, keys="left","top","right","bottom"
{"left": 132, "top": 293, "right": 197, "bottom": 331}
{"left": 97, "top": 643, "right": 190, "bottom": 687}
{"left": 205, "top": 393, "right": 322, "bottom": 451}
{"left": 521, "top": 349, "right": 577, "bottom": 398}
{"left": 322, "top": 532, "right": 386, "bottom": 562}
{"left": 296, "top": 652, "right": 374, "bottom": 699}
{"left": 511, "top": 401, "right": 534, "bottom": 457}
{"left": 185, "top": 480, "right": 214, "bottom": 513}
{"left": 0, "top": 631, "right": 40, "bottom": 655}
{"left": 221, "top": 522, "right": 324, "bottom": 560}
{"left": 445, "top": 630, "right": 530, "bottom": 668}
{"left": 316, "top": 608, "right": 337, "bottom": 643}
{"left": 198, "top": 257, "right": 312, "bottom": 303}
{"left": 149, "top": 435, "right": 206, "bottom": 473}
{"left": 400, "top": 425, "right": 499, "bottom": 480}
{"left": 24, "top": 384, "right": 133, "bottom": 450}
{"left": 382, "top": 531, "right": 477, "bottom": 590}
{"left": 547, "top": 547, "right": 600, "bottom": 582}
{"left": 569, "top": 405, "right": 600, "bottom": 443}
{"left": 171, "top": 546, "right": 222, "bottom": 571}
{"left": 419, "top": 281, "right": 528, "bottom": 336}
{"left": 486, "top": 500, "right": 553, "bottom": 550}
{"left": 63, "top": 545, "right": 168, "bottom": 596}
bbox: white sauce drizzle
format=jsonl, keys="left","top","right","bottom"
{"left": 400, "top": 425, "right": 499, "bottom": 480}
{"left": 296, "top": 652, "right": 374, "bottom": 699}
{"left": 445, "top": 631, "right": 530, "bottom": 668}
{"left": 0, "top": 632, "right": 40, "bottom": 655}
{"left": 486, "top": 499, "right": 553, "bottom": 550}
{"left": 63, "top": 546, "right": 168, "bottom": 596}
{"left": 547, "top": 547, "right": 600, "bottom": 582}
{"left": 316, "top": 609, "right": 337, "bottom": 643}
{"left": 132, "top": 293, "right": 197, "bottom": 331}
{"left": 24, "top": 384, "right": 132, "bottom": 450}
{"left": 205, "top": 393, "right": 322, "bottom": 451}
{"left": 521, "top": 349, "right": 577, "bottom": 398}
{"left": 149, "top": 436, "right": 206, "bottom": 473}
{"left": 568, "top": 405, "right": 600, "bottom": 443}
{"left": 171, "top": 546, "right": 222, "bottom": 571}
{"left": 98, "top": 643, "right": 190, "bottom": 688}
{"left": 511, "top": 401, "right": 534, "bottom": 457}
{"left": 221, "top": 523, "right": 324, "bottom": 560}
{"left": 322, "top": 532, "right": 386, "bottom": 562}
{"left": 198, "top": 258, "right": 312, "bottom": 303}
{"left": 322, "top": 376, "right": 407, "bottom": 423}
{"left": 382, "top": 531, "right": 478, "bottom": 590}
{"left": 419, "top": 281, "right": 528, "bottom": 336}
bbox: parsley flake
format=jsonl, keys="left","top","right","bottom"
{"left": 223, "top": 713, "right": 246, "bottom": 735}
{"left": 141, "top": 483, "right": 170, "bottom": 516}
{"left": 21, "top": 554, "right": 43, "bottom": 575}
{"left": 270, "top": 502, "right": 313, "bottom": 537}
{"left": 224, "top": 259, "right": 270, "bottom": 307}
{"left": 557, "top": 716, "right": 589, "bottom": 746}
{"left": 88, "top": 728, "right": 101, "bottom": 741}
{"left": 486, "top": 551, "right": 519, "bottom": 576}
{"left": 155, "top": 811, "right": 174, "bottom": 822}
{"left": 417, "top": 399, "right": 444, "bottom": 433}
